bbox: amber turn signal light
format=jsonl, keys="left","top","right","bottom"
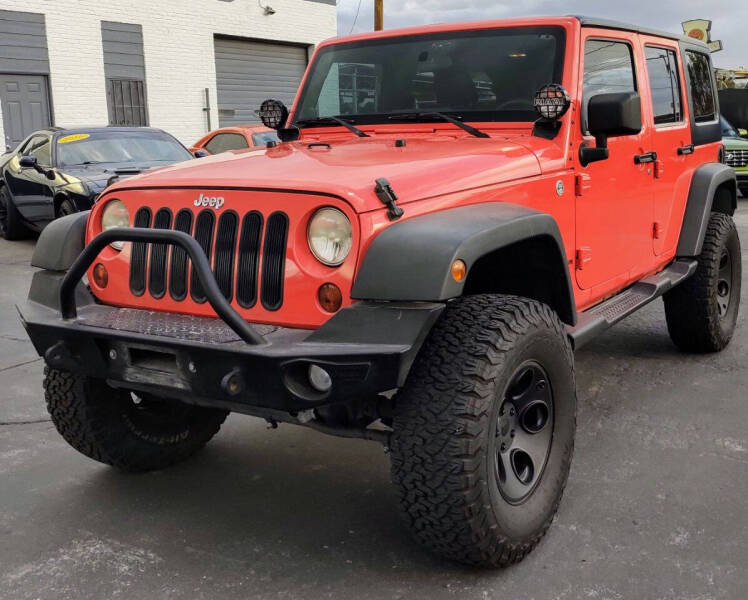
{"left": 93, "top": 263, "right": 108, "bottom": 288}
{"left": 451, "top": 259, "right": 467, "bottom": 282}
{"left": 318, "top": 283, "right": 342, "bottom": 313}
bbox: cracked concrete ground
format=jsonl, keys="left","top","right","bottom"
{"left": 1, "top": 210, "right": 747, "bottom": 599}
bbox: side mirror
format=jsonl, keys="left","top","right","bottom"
{"left": 19, "top": 154, "right": 56, "bottom": 179}
{"left": 193, "top": 149, "right": 209, "bottom": 158}
{"left": 19, "top": 155, "right": 38, "bottom": 168}
{"left": 580, "top": 92, "right": 642, "bottom": 167}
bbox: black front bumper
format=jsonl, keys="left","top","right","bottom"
{"left": 19, "top": 228, "right": 444, "bottom": 416}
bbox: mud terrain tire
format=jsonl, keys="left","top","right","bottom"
{"left": 44, "top": 368, "right": 228, "bottom": 472}
{"left": 390, "top": 294, "right": 576, "bottom": 567}
{"left": 664, "top": 212, "right": 741, "bottom": 352}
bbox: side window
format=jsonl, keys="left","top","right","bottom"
{"left": 204, "top": 133, "right": 249, "bottom": 154}
{"left": 582, "top": 40, "right": 637, "bottom": 132}
{"left": 23, "top": 135, "right": 51, "bottom": 165}
{"left": 685, "top": 50, "right": 716, "bottom": 123}
{"left": 645, "top": 46, "right": 683, "bottom": 125}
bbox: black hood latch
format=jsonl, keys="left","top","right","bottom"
{"left": 374, "top": 178, "right": 403, "bottom": 221}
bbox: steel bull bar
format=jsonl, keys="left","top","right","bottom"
{"left": 60, "top": 227, "right": 266, "bottom": 345}
{"left": 21, "top": 227, "right": 445, "bottom": 435}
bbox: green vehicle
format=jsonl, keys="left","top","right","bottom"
{"left": 721, "top": 116, "right": 748, "bottom": 196}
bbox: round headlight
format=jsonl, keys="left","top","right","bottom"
{"left": 101, "top": 199, "right": 130, "bottom": 250}
{"left": 307, "top": 207, "right": 352, "bottom": 266}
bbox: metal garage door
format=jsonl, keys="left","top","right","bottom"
{"left": 214, "top": 37, "right": 308, "bottom": 127}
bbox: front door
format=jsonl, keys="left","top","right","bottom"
{"left": 0, "top": 74, "right": 51, "bottom": 151}
{"left": 5, "top": 133, "right": 54, "bottom": 225}
{"left": 574, "top": 30, "right": 654, "bottom": 294}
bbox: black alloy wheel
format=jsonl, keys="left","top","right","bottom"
{"left": 494, "top": 361, "right": 554, "bottom": 504}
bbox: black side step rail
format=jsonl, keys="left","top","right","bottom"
{"left": 567, "top": 259, "right": 697, "bottom": 349}
{"left": 59, "top": 227, "right": 267, "bottom": 345}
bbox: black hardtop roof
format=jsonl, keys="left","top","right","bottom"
{"left": 573, "top": 16, "right": 710, "bottom": 48}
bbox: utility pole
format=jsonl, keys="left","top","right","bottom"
{"left": 374, "top": 0, "right": 383, "bottom": 31}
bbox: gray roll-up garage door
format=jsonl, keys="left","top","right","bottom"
{"left": 214, "top": 37, "right": 308, "bottom": 127}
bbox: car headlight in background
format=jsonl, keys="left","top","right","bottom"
{"left": 307, "top": 207, "right": 352, "bottom": 266}
{"left": 101, "top": 199, "right": 130, "bottom": 250}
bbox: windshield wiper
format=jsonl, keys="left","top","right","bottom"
{"left": 295, "top": 116, "right": 370, "bottom": 138}
{"left": 386, "top": 112, "right": 489, "bottom": 138}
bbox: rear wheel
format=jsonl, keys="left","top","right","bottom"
{"left": 664, "top": 212, "right": 741, "bottom": 352}
{"left": 738, "top": 184, "right": 748, "bottom": 198}
{"left": 390, "top": 295, "right": 576, "bottom": 567}
{"left": 0, "top": 185, "right": 29, "bottom": 240}
{"left": 44, "top": 368, "right": 229, "bottom": 472}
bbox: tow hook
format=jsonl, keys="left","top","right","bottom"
{"left": 374, "top": 177, "right": 404, "bottom": 221}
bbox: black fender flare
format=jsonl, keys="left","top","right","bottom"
{"left": 351, "top": 202, "right": 576, "bottom": 324}
{"left": 31, "top": 210, "right": 89, "bottom": 271}
{"left": 676, "top": 163, "right": 737, "bottom": 257}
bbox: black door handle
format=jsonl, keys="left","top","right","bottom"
{"left": 677, "top": 144, "right": 695, "bottom": 155}
{"left": 634, "top": 151, "right": 657, "bottom": 164}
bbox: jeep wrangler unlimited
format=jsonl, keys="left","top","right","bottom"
{"left": 19, "top": 17, "right": 740, "bottom": 567}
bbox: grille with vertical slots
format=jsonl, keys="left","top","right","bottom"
{"left": 128, "top": 207, "right": 288, "bottom": 311}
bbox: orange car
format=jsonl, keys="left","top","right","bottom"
{"left": 189, "top": 125, "right": 279, "bottom": 155}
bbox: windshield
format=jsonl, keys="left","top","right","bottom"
{"left": 721, "top": 116, "right": 740, "bottom": 138}
{"left": 295, "top": 26, "right": 565, "bottom": 126}
{"left": 56, "top": 130, "right": 192, "bottom": 167}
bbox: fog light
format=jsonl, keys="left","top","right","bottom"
{"left": 318, "top": 283, "right": 342, "bottom": 313}
{"left": 308, "top": 364, "right": 332, "bottom": 392}
{"left": 93, "top": 263, "right": 108, "bottom": 288}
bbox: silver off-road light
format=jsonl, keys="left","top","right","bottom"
{"left": 533, "top": 84, "right": 571, "bottom": 120}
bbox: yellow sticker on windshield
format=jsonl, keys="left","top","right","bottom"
{"left": 58, "top": 133, "right": 90, "bottom": 144}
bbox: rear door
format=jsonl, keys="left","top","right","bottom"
{"left": 639, "top": 37, "right": 691, "bottom": 256}
{"left": 574, "top": 29, "right": 654, "bottom": 293}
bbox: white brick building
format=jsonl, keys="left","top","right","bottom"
{"left": 0, "top": 0, "right": 336, "bottom": 149}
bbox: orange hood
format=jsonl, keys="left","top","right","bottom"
{"left": 105, "top": 134, "right": 545, "bottom": 213}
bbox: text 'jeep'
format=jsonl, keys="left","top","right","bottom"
{"left": 19, "top": 16, "right": 740, "bottom": 567}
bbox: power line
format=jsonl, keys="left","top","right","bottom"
{"left": 349, "top": 0, "right": 364, "bottom": 34}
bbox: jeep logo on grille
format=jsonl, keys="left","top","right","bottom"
{"left": 194, "top": 193, "right": 225, "bottom": 209}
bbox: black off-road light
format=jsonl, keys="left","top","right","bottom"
{"left": 257, "top": 99, "right": 289, "bottom": 130}
{"left": 533, "top": 84, "right": 570, "bottom": 120}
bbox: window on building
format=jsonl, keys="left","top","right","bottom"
{"left": 645, "top": 46, "right": 683, "bottom": 125}
{"left": 685, "top": 50, "right": 716, "bottom": 123}
{"left": 101, "top": 21, "right": 148, "bottom": 126}
{"left": 582, "top": 39, "right": 637, "bottom": 132}
{"left": 106, "top": 79, "right": 148, "bottom": 127}
{"left": 204, "top": 133, "right": 249, "bottom": 154}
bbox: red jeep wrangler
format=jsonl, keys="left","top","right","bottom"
{"left": 20, "top": 17, "right": 740, "bottom": 567}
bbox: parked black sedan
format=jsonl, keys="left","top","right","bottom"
{"left": 0, "top": 126, "right": 194, "bottom": 240}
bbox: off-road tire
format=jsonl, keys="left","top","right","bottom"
{"left": 738, "top": 184, "right": 748, "bottom": 199}
{"left": 0, "top": 184, "right": 28, "bottom": 240}
{"left": 664, "top": 212, "right": 741, "bottom": 352}
{"left": 44, "top": 368, "right": 229, "bottom": 472}
{"left": 390, "top": 294, "right": 576, "bottom": 567}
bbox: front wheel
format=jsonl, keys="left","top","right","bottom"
{"left": 0, "top": 185, "right": 29, "bottom": 240}
{"left": 664, "top": 212, "right": 741, "bottom": 352}
{"left": 390, "top": 295, "right": 576, "bottom": 567}
{"left": 44, "top": 368, "right": 229, "bottom": 472}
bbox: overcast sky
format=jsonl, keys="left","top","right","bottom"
{"left": 336, "top": 0, "right": 745, "bottom": 69}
